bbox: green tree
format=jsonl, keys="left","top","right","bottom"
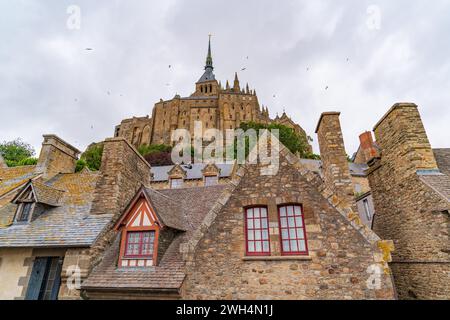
{"left": 138, "top": 144, "right": 172, "bottom": 157}
{"left": 76, "top": 143, "right": 104, "bottom": 172}
{"left": 238, "top": 122, "right": 320, "bottom": 160}
{"left": 0, "top": 139, "right": 37, "bottom": 167}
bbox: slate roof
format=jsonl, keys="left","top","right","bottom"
{"left": 415, "top": 149, "right": 450, "bottom": 203}
{"left": 151, "top": 163, "right": 234, "bottom": 182}
{"left": 82, "top": 185, "right": 227, "bottom": 292}
{"left": 434, "top": 149, "right": 450, "bottom": 176}
{"left": 13, "top": 180, "right": 65, "bottom": 207}
{"left": 143, "top": 187, "right": 187, "bottom": 231}
{"left": 0, "top": 172, "right": 112, "bottom": 248}
{"left": 418, "top": 171, "right": 450, "bottom": 202}
{"left": 0, "top": 166, "right": 41, "bottom": 198}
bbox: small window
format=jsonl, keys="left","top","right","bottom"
{"left": 125, "top": 231, "right": 155, "bottom": 258}
{"left": 170, "top": 178, "right": 184, "bottom": 189}
{"left": 245, "top": 207, "right": 270, "bottom": 256}
{"left": 278, "top": 205, "right": 308, "bottom": 255}
{"left": 363, "top": 199, "right": 372, "bottom": 221}
{"left": 17, "top": 203, "right": 33, "bottom": 222}
{"left": 204, "top": 175, "right": 218, "bottom": 186}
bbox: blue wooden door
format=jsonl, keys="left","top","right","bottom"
{"left": 25, "top": 257, "right": 64, "bottom": 300}
{"left": 25, "top": 258, "right": 48, "bottom": 300}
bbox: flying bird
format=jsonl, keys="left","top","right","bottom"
{"left": 325, "top": 86, "right": 329, "bottom": 90}
{"left": 241, "top": 67, "right": 247, "bottom": 71}
{"left": 85, "top": 48, "right": 93, "bottom": 51}
{"left": 168, "top": 65, "right": 172, "bottom": 68}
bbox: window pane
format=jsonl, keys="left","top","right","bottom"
{"left": 254, "top": 218, "right": 260, "bottom": 229}
{"left": 261, "top": 218, "right": 268, "bottom": 229}
{"left": 295, "top": 216, "right": 303, "bottom": 227}
{"left": 260, "top": 208, "right": 267, "bottom": 218}
{"left": 287, "top": 206, "right": 294, "bottom": 216}
{"left": 288, "top": 217, "right": 295, "bottom": 227}
{"left": 280, "top": 217, "right": 287, "bottom": 228}
{"left": 296, "top": 228, "right": 305, "bottom": 239}
{"left": 298, "top": 240, "right": 306, "bottom": 252}
{"left": 255, "top": 242, "right": 262, "bottom": 252}
{"left": 247, "top": 208, "right": 253, "bottom": 218}
{"left": 280, "top": 207, "right": 286, "bottom": 217}
{"left": 254, "top": 230, "right": 261, "bottom": 240}
{"left": 282, "top": 229, "right": 289, "bottom": 239}
{"left": 262, "top": 230, "right": 269, "bottom": 240}
{"left": 254, "top": 209, "right": 260, "bottom": 218}
{"left": 248, "top": 241, "right": 255, "bottom": 252}
{"left": 289, "top": 228, "right": 296, "bottom": 239}
{"left": 263, "top": 241, "right": 270, "bottom": 252}
{"left": 294, "top": 205, "right": 302, "bottom": 215}
{"left": 283, "top": 240, "right": 290, "bottom": 251}
{"left": 290, "top": 240, "right": 298, "bottom": 252}
{"left": 247, "top": 219, "right": 253, "bottom": 229}
{"left": 247, "top": 230, "right": 254, "bottom": 240}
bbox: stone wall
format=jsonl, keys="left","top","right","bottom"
{"left": 367, "top": 103, "right": 450, "bottom": 300}
{"left": 90, "top": 137, "right": 152, "bottom": 219}
{"left": 182, "top": 150, "right": 395, "bottom": 300}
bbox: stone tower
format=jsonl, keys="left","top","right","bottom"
{"left": 367, "top": 103, "right": 450, "bottom": 300}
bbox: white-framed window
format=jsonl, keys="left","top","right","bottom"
{"left": 204, "top": 175, "right": 218, "bottom": 186}
{"left": 170, "top": 178, "right": 184, "bottom": 189}
{"left": 278, "top": 205, "right": 308, "bottom": 255}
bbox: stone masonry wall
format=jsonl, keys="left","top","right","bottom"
{"left": 182, "top": 151, "right": 396, "bottom": 300}
{"left": 316, "top": 112, "right": 357, "bottom": 213}
{"left": 368, "top": 103, "right": 450, "bottom": 300}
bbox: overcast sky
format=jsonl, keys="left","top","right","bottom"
{"left": 1, "top": 0, "right": 449, "bottom": 157}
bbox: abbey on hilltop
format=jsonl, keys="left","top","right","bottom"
{"left": 114, "top": 37, "right": 312, "bottom": 152}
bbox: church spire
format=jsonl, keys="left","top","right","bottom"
{"left": 205, "top": 34, "right": 213, "bottom": 71}
{"left": 233, "top": 72, "right": 240, "bottom": 91}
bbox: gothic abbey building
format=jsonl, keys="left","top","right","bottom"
{"left": 114, "top": 38, "right": 312, "bottom": 152}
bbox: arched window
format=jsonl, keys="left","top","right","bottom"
{"left": 245, "top": 207, "right": 270, "bottom": 256}
{"left": 278, "top": 205, "right": 308, "bottom": 255}
{"left": 209, "top": 84, "right": 212, "bottom": 92}
{"left": 201, "top": 86, "right": 203, "bottom": 93}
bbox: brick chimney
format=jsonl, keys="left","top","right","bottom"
{"left": 35, "top": 135, "right": 81, "bottom": 180}
{"left": 370, "top": 103, "right": 438, "bottom": 176}
{"left": 315, "top": 112, "right": 356, "bottom": 210}
{"left": 90, "top": 137, "right": 152, "bottom": 217}
{"left": 358, "top": 131, "right": 379, "bottom": 163}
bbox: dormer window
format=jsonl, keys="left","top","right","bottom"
{"left": 116, "top": 197, "right": 160, "bottom": 268}
{"left": 170, "top": 178, "right": 184, "bottom": 189}
{"left": 16, "top": 202, "right": 34, "bottom": 222}
{"left": 12, "top": 180, "right": 64, "bottom": 224}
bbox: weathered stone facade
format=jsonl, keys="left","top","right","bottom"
{"left": 367, "top": 103, "right": 450, "bottom": 300}
{"left": 182, "top": 148, "right": 396, "bottom": 300}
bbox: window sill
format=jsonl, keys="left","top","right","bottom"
{"left": 242, "top": 255, "right": 312, "bottom": 262}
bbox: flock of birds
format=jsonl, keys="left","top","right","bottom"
{"left": 79, "top": 46, "right": 352, "bottom": 130}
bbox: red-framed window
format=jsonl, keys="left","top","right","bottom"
{"left": 278, "top": 205, "right": 308, "bottom": 255}
{"left": 124, "top": 231, "right": 155, "bottom": 258}
{"left": 245, "top": 207, "right": 270, "bottom": 256}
